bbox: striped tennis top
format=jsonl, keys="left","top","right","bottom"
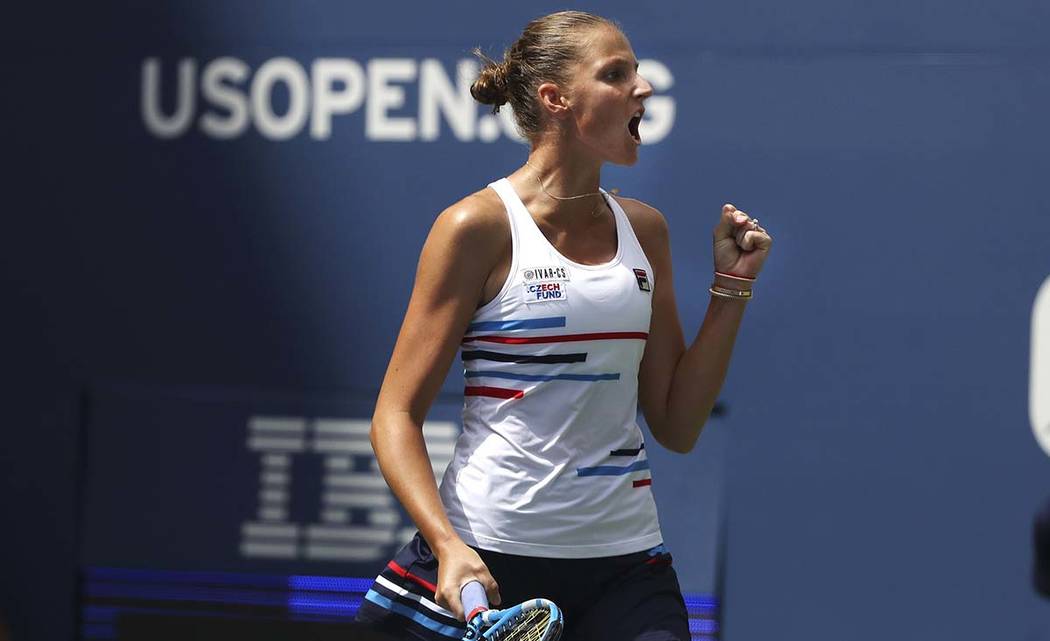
{"left": 438, "top": 178, "right": 663, "bottom": 558}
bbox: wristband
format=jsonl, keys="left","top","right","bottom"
{"left": 715, "top": 270, "right": 757, "bottom": 283}
{"left": 709, "top": 285, "right": 753, "bottom": 301}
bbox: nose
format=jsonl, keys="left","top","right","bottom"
{"left": 635, "top": 73, "right": 653, "bottom": 100}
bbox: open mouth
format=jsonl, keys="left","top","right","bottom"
{"left": 627, "top": 112, "right": 643, "bottom": 143}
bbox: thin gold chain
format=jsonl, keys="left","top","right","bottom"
{"left": 524, "top": 160, "right": 603, "bottom": 202}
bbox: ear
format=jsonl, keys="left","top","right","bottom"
{"left": 537, "top": 82, "right": 571, "bottom": 120}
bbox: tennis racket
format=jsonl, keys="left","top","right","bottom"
{"left": 460, "top": 580, "right": 563, "bottom": 641}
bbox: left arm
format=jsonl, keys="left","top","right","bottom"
{"left": 626, "top": 199, "right": 772, "bottom": 453}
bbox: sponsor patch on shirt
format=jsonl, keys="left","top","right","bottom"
{"left": 523, "top": 281, "right": 568, "bottom": 304}
{"left": 633, "top": 268, "right": 651, "bottom": 292}
{"left": 522, "top": 265, "right": 570, "bottom": 283}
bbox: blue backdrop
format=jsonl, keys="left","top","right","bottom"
{"left": 3, "top": 1, "right": 1050, "bottom": 640}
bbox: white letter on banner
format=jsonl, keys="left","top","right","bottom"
{"left": 366, "top": 59, "right": 417, "bottom": 141}
{"left": 252, "top": 57, "right": 310, "bottom": 140}
{"left": 308, "top": 419, "right": 393, "bottom": 562}
{"left": 637, "top": 59, "right": 675, "bottom": 144}
{"left": 142, "top": 58, "right": 196, "bottom": 139}
{"left": 200, "top": 57, "right": 250, "bottom": 139}
{"left": 311, "top": 59, "right": 366, "bottom": 140}
{"left": 240, "top": 416, "right": 305, "bottom": 560}
{"left": 1032, "top": 275, "right": 1050, "bottom": 457}
{"left": 419, "top": 59, "right": 475, "bottom": 141}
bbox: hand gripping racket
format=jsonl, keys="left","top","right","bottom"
{"left": 460, "top": 580, "right": 563, "bottom": 641}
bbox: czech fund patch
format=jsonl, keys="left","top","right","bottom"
{"left": 523, "top": 281, "right": 568, "bottom": 304}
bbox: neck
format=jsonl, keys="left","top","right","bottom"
{"left": 512, "top": 146, "right": 606, "bottom": 223}
{"left": 524, "top": 146, "right": 602, "bottom": 199}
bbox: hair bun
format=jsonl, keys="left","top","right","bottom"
{"left": 470, "top": 54, "right": 509, "bottom": 109}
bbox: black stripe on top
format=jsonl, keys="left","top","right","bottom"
{"left": 610, "top": 444, "right": 645, "bottom": 456}
{"left": 461, "top": 350, "right": 587, "bottom": 364}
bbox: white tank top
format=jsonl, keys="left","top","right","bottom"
{"left": 438, "top": 178, "right": 664, "bottom": 558}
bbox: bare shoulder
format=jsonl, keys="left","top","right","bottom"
{"left": 613, "top": 195, "right": 670, "bottom": 250}
{"left": 433, "top": 187, "right": 508, "bottom": 247}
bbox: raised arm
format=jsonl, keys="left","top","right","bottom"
{"left": 626, "top": 199, "right": 773, "bottom": 453}
{"left": 370, "top": 192, "right": 507, "bottom": 617}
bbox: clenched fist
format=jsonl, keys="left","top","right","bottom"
{"left": 712, "top": 203, "right": 772, "bottom": 278}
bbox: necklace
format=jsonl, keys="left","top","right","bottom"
{"left": 525, "top": 160, "right": 604, "bottom": 202}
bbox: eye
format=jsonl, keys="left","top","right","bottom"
{"left": 604, "top": 68, "right": 626, "bottom": 81}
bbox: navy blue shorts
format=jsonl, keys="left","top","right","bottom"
{"left": 356, "top": 533, "right": 689, "bottom": 641}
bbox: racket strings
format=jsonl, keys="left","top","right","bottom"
{"left": 492, "top": 608, "right": 552, "bottom": 641}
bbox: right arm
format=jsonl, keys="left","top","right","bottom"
{"left": 370, "top": 193, "right": 506, "bottom": 618}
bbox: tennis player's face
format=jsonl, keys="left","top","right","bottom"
{"left": 565, "top": 26, "right": 653, "bottom": 165}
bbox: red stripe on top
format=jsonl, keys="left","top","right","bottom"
{"left": 633, "top": 478, "right": 653, "bottom": 488}
{"left": 463, "top": 331, "right": 649, "bottom": 345}
{"left": 465, "top": 386, "right": 525, "bottom": 399}
{"left": 387, "top": 561, "right": 438, "bottom": 594}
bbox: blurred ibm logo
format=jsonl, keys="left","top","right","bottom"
{"left": 1033, "top": 276, "right": 1050, "bottom": 458}
{"left": 240, "top": 416, "right": 456, "bottom": 561}
{"left": 140, "top": 56, "right": 675, "bottom": 143}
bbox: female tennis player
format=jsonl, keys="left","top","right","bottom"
{"left": 356, "top": 11, "right": 772, "bottom": 641}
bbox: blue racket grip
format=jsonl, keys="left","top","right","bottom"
{"left": 461, "top": 580, "right": 489, "bottom": 621}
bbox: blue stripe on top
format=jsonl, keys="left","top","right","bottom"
{"left": 466, "top": 316, "right": 566, "bottom": 333}
{"left": 576, "top": 460, "right": 651, "bottom": 477}
{"left": 464, "top": 370, "right": 620, "bottom": 382}
{"left": 364, "top": 589, "right": 461, "bottom": 638}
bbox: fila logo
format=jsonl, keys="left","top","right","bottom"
{"left": 633, "top": 268, "right": 651, "bottom": 292}
{"left": 522, "top": 266, "right": 570, "bottom": 282}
